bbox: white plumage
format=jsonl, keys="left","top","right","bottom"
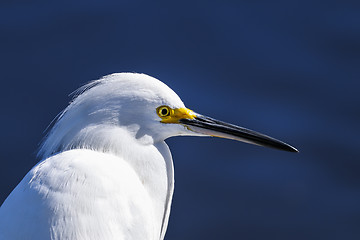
{"left": 0, "top": 73, "right": 297, "bottom": 240}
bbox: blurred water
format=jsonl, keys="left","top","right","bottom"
{"left": 0, "top": 1, "right": 360, "bottom": 239}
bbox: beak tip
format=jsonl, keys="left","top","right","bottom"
{"left": 291, "top": 148, "right": 299, "bottom": 153}
{"left": 284, "top": 145, "right": 299, "bottom": 153}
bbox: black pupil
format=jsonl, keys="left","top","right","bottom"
{"left": 161, "top": 108, "right": 168, "bottom": 116}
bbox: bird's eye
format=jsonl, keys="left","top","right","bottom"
{"left": 157, "top": 106, "right": 171, "bottom": 118}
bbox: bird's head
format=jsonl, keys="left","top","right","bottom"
{"left": 38, "top": 73, "right": 297, "bottom": 159}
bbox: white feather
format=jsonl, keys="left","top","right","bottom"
{"left": 0, "top": 73, "right": 195, "bottom": 240}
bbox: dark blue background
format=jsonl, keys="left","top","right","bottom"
{"left": 1, "top": 1, "right": 360, "bottom": 239}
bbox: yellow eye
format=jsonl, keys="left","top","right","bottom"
{"left": 157, "top": 106, "right": 171, "bottom": 118}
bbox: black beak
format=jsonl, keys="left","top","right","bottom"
{"left": 179, "top": 114, "right": 298, "bottom": 153}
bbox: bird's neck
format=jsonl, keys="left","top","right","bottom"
{"left": 39, "top": 123, "right": 174, "bottom": 239}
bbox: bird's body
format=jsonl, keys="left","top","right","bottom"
{"left": 0, "top": 73, "right": 297, "bottom": 240}
{"left": 0, "top": 148, "right": 172, "bottom": 239}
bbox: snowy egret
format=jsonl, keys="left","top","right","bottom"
{"left": 0, "top": 73, "right": 297, "bottom": 240}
